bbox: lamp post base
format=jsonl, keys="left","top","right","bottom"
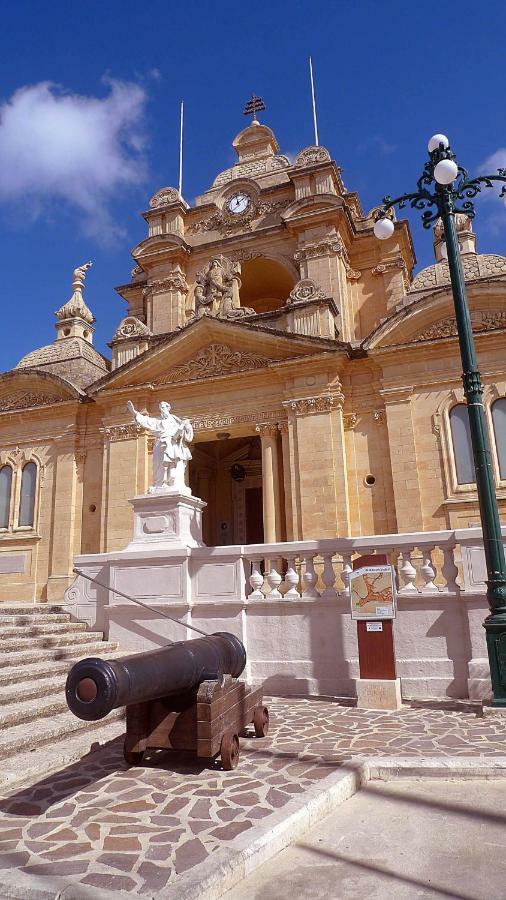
{"left": 484, "top": 614, "right": 506, "bottom": 707}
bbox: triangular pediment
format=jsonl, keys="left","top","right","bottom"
{"left": 90, "top": 316, "right": 341, "bottom": 393}
{"left": 365, "top": 283, "right": 506, "bottom": 351}
{"left": 0, "top": 369, "right": 82, "bottom": 413}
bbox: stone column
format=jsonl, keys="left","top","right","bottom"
{"left": 197, "top": 468, "right": 212, "bottom": 544}
{"left": 256, "top": 423, "right": 282, "bottom": 544}
{"left": 278, "top": 421, "right": 294, "bottom": 541}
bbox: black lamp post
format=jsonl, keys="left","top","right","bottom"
{"left": 374, "top": 134, "right": 506, "bottom": 707}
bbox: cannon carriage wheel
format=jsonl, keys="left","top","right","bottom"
{"left": 253, "top": 705, "right": 270, "bottom": 737}
{"left": 220, "top": 730, "right": 240, "bottom": 770}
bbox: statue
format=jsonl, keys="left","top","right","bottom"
{"left": 127, "top": 400, "right": 194, "bottom": 494}
{"left": 188, "top": 255, "right": 255, "bottom": 320}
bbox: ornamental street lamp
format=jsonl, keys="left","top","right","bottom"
{"left": 374, "top": 135, "right": 506, "bottom": 707}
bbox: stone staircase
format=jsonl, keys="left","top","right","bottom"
{"left": 0, "top": 604, "right": 127, "bottom": 786}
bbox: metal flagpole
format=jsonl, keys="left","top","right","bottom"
{"left": 178, "top": 100, "right": 184, "bottom": 197}
{"left": 309, "top": 56, "right": 319, "bottom": 146}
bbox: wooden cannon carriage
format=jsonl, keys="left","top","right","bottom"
{"left": 124, "top": 675, "right": 269, "bottom": 770}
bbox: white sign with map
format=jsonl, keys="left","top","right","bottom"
{"left": 349, "top": 565, "right": 396, "bottom": 620}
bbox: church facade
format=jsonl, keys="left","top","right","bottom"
{"left": 2, "top": 116, "right": 506, "bottom": 603}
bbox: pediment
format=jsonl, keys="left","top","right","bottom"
{"left": 90, "top": 316, "right": 340, "bottom": 393}
{"left": 365, "top": 284, "right": 506, "bottom": 351}
{"left": 0, "top": 369, "right": 82, "bottom": 412}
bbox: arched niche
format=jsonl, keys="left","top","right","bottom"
{"left": 240, "top": 257, "right": 296, "bottom": 314}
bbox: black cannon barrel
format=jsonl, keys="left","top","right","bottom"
{"left": 65, "top": 632, "right": 246, "bottom": 721}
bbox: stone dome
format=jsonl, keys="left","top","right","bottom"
{"left": 16, "top": 338, "right": 109, "bottom": 390}
{"left": 410, "top": 253, "right": 506, "bottom": 293}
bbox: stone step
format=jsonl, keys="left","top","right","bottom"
{"left": 0, "top": 612, "right": 72, "bottom": 626}
{"left": 0, "top": 675, "right": 69, "bottom": 706}
{"left": 0, "top": 706, "right": 125, "bottom": 759}
{"left": 0, "top": 716, "right": 126, "bottom": 789}
{"left": 0, "top": 640, "right": 119, "bottom": 670}
{"left": 0, "top": 692, "right": 70, "bottom": 728}
{"left": 0, "top": 604, "right": 67, "bottom": 615}
{"left": 0, "top": 648, "right": 130, "bottom": 687}
{"left": 0, "top": 621, "right": 87, "bottom": 638}
{"left": 1, "top": 630, "right": 105, "bottom": 652}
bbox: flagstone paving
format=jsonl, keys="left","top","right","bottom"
{"left": 0, "top": 698, "right": 504, "bottom": 895}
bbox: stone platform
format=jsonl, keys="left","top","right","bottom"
{"left": 0, "top": 698, "right": 504, "bottom": 898}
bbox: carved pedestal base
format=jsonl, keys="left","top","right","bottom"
{"left": 126, "top": 491, "right": 207, "bottom": 550}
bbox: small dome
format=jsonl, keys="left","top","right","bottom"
{"left": 16, "top": 338, "right": 108, "bottom": 390}
{"left": 410, "top": 253, "right": 506, "bottom": 293}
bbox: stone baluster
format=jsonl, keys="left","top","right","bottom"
{"left": 265, "top": 568, "right": 282, "bottom": 600}
{"left": 420, "top": 547, "right": 438, "bottom": 592}
{"left": 248, "top": 558, "right": 265, "bottom": 600}
{"left": 321, "top": 553, "right": 337, "bottom": 599}
{"left": 399, "top": 549, "right": 417, "bottom": 592}
{"left": 340, "top": 553, "right": 353, "bottom": 595}
{"left": 284, "top": 556, "right": 301, "bottom": 600}
{"left": 441, "top": 544, "right": 459, "bottom": 592}
{"left": 302, "top": 555, "right": 319, "bottom": 599}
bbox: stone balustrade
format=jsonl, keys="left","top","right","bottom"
{"left": 66, "top": 526, "right": 500, "bottom": 703}
{"left": 243, "top": 529, "right": 463, "bottom": 601}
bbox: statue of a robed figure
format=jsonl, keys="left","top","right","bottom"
{"left": 127, "top": 400, "right": 194, "bottom": 494}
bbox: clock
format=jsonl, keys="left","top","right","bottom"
{"left": 227, "top": 193, "right": 251, "bottom": 215}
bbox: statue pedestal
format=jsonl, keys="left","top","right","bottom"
{"left": 126, "top": 491, "right": 207, "bottom": 551}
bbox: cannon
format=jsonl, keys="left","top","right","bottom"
{"left": 65, "top": 632, "right": 269, "bottom": 770}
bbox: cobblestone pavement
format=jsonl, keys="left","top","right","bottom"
{"left": 0, "top": 698, "right": 504, "bottom": 896}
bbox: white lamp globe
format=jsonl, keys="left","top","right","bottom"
{"left": 373, "top": 217, "right": 395, "bottom": 240}
{"left": 434, "top": 158, "right": 458, "bottom": 185}
{"left": 428, "top": 134, "right": 449, "bottom": 153}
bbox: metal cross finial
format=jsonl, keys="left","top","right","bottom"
{"left": 243, "top": 95, "right": 265, "bottom": 123}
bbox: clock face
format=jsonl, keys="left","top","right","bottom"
{"left": 227, "top": 193, "right": 251, "bottom": 215}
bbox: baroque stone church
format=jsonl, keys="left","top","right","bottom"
{"left": 2, "top": 113, "right": 506, "bottom": 603}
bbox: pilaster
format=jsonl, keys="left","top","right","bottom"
{"left": 47, "top": 440, "right": 81, "bottom": 600}
{"left": 383, "top": 389, "right": 424, "bottom": 531}
{"left": 144, "top": 265, "right": 189, "bottom": 334}
{"left": 283, "top": 388, "right": 346, "bottom": 539}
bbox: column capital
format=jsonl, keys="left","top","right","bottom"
{"left": 277, "top": 421, "right": 289, "bottom": 434}
{"left": 283, "top": 390, "right": 344, "bottom": 416}
{"left": 256, "top": 423, "right": 279, "bottom": 438}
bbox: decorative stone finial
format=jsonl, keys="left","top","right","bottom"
{"left": 54, "top": 261, "right": 95, "bottom": 342}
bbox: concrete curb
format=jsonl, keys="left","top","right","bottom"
{"left": 0, "top": 756, "right": 505, "bottom": 900}
{"left": 158, "top": 762, "right": 367, "bottom": 900}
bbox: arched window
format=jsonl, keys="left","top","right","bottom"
{"left": 18, "top": 462, "right": 37, "bottom": 527}
{"left": 492, "top": 398, "right": 506, "bottom": 480}
{"left": 0, "top": 466, "right": 12, "bottom": 529}
{"left": 449, "top": 404, "right": 475, "bottom": 485}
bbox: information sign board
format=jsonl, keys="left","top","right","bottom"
{"left": 350, "top": 565, "right": 396, "bottom": 620}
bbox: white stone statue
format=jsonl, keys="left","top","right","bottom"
{"left": 127, "top": 400, "right": 194, "bottom": 494}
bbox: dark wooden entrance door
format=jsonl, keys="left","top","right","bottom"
{"left": 245, "top": 487, "right": 264, "bottom": 544}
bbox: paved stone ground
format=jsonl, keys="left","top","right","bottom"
{"left": 0, "top": 698, "right": 504, "bottom": 896}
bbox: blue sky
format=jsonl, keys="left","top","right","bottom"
{"left": 1, "top": 0, "right": 505, "bottom": 372}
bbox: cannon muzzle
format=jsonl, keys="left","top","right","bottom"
{"left": 66, "top": 632, "right": 246, "bottom": 721}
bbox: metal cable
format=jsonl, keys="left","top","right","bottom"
{"left": 73, "top": 568, "right": 210, "bottom": 639}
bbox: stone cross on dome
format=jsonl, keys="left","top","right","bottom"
{"left": 243, "top": 94, "right": 265, "bottom": 124}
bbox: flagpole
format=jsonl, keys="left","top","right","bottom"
{"left": 309, "top": 57, "right": 319, "bottom": 146}
{"left": 178, "top": 100, "right": 184, "bottom": 196}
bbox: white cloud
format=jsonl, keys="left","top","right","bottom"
{"left": 0, "top": 78, "right": 148, "bottom": 239}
